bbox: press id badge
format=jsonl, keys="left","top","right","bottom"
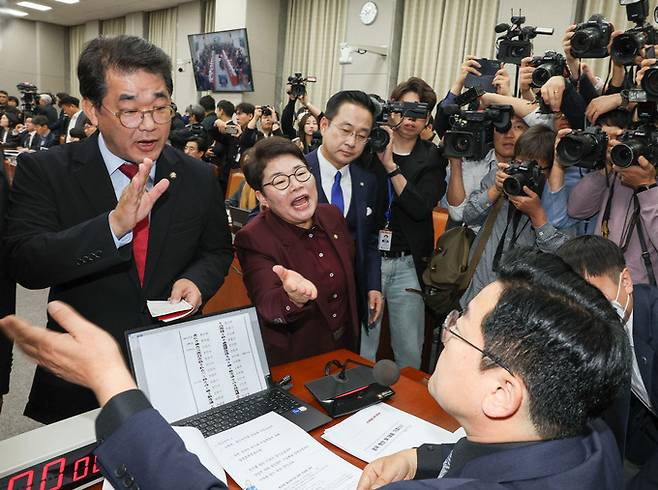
{"left": 378, "top": 229, "right": 393, "bottom": 251}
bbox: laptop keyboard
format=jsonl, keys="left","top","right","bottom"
{"left": 175, "top": 388, "right": 301, "bottom": 437}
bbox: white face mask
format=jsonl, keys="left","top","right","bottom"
{"left": 610, "top": 272, "right": 630, "bottom": 323}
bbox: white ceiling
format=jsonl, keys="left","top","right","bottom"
{"left": 5, "top": 0, "right": 189, "bottom": 26}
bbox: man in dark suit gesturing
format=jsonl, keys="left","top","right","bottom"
{"left": 305, "top": 90, "right": 383, "bottom": 329}
{"left": 3, "top": 35, "right": 233, "bottom": 423}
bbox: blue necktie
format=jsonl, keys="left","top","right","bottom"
{"left": 331, "top": 171, "right": 344, "bottom": 214}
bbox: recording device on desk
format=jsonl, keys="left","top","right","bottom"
{"left": 571, "top": 15, "right": 613, "bottom": 59}
{"left": 287, "top": 72, "right": 317, "bottom": 98}
{"left": 305, "top": 359, "right": 400, "bottom": 418}
{"left": 368, "top": 96, "right": 429, "bottom": 153}
{"left": 442, "top": 104, "right": 513, "bottom": 160}
{"left": 503, "top": 160, "right": 545, "bottom": 196}
{"left": 556, "top": 127, "right": 609, "bottom": 170}
{"left": 495, "top": 11, "right": 553, "bottom": 65}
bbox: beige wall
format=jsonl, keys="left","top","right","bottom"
{"left": 341, "top": 0, "right": 402, "bottom": 98}
{"left": 0, "top": 19, "right": 67, "bottom": 99}
{"left": 174, "top": 1, "right": 202, "bottom": 110}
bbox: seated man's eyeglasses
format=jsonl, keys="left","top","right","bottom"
{"left": 103, "top": 105, "right": 176, "bottom": 129}
{"left": 263, "top": 166, "right": 312, "bottom": 191}
{"left": 441, "top": 309, "right": 513, "bottom": 375}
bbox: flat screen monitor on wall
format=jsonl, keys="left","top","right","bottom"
{"left": 187, "top": 28, "right": 254, "bottom": 92}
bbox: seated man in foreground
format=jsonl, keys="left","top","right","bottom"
{"left": 0, "top": 249, "right": 630, "bottom": 489}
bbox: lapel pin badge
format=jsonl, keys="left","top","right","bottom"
{"left": 334, "top": 234, "right": 339, "bottom": 240}
{"left": 169, "top": 172, "right": 177, "bottom": 180}
{"left": 360, "top": 181, "right": 364, "bottom": 186}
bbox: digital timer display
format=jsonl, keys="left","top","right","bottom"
{"left": 0, "top": 442, "right": 102, "bottom": 490}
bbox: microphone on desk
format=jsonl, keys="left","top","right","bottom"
{"left": 305, "top": 359, "right": 400, "bottom": 418}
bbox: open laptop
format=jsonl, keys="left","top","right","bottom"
{"left": 228, "top": 206, "right": 251, "bottom": 229}
{"left": 126, "top": 306, "right": 331, "bottom": 437}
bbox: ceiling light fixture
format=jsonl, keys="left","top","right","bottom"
{"left": 53, "top": 0, "right": 80, "bottom": 3}
{"left": 16, "top": 1, "right": 52, "bottom": 11}
{"left": 0, "top": 7, "right": 29, "bottom": 16}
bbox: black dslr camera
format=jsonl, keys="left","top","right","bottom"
{"left": 611, "top": 0, "right": 658, "bottom": 65}
{"left": 16, "top": 82, "right": 38, "bottom": 116}
{"left": 529, "top": 51, "right": 567, "bottom": 88}
{"left": 261, "top": 105, "right": 273, "bottom": 117}
{"left": 443, "top": 105, "right": 513, "bottom": 160}
{"left": 495, "top": 11, "right": 554, "bottom": 65}
{"left": 503, "top": 160, "right": 545, "bottom": 196}
{"left": 556, "top": 127, "right": 609, "bottom": 170}
{"left": 287, "top": 73, "right": 317, "bottom": 98}
{"left": 368, "top": 96, "right": 429, "bottom": 153}
{"left": 610, "top": 103, "right": 658, "bottom": 168}
{"left": 571, "top": 14, "right": 613, "bottom": 58}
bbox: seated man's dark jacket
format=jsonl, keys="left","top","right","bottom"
{"left": 4, "top": 134, "right": 233, "bottom": 423}
{"left": 95, "top": 395, "right": 622, "bottom": 490}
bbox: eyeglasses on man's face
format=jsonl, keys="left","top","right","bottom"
{"left": 263, "top": 165, "right": 312, "bottom": 191}
{"left": 441, "top": 309, "right": 513, "bottom": 375}
{"left": 329, "top": 120, "right": 369, "bottom": 145}
{"left": 103, "top": 105, "right": 175, "bottom": 129}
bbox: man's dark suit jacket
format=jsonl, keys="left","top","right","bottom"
{"left": 35, "top": 131, "right": 58, "bottom": 150}
{"left": 95, "top": 409, "right": 621, "bottom": 490}
{"left": 603, "top": 284, "right": 658, "bottom": 467}
{"left": 306, "top": 149, "right": 382, "bottom": 324}
{"left": 0, "top": 164, "right": 16, "bottom": 396}
{"left": 386, "top": 420, "right": 622, "bottom": 489}
{"left": 234, "top": 204, "right": 359, "bottom": 365}
{"left": 19, "top": 131, "right": 39, "bottom": 151}
{"left": 4, "top": 133, "right": 233, "bottom": 422}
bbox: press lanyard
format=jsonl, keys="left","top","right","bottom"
{"left": 384, "top": 177, "right": 394, "bottom": 227}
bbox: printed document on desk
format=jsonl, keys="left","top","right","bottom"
{"left": 206, "top": 411, "right": 361, "bottom": 490}
{"left": 322, "top": 403, "right": 466, "bottom": 463}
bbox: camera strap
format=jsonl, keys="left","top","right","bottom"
{"left": 492, "top": 203, "right": 527, "bottom": 272}
{"left": 625, "top": 195, "right": 657, "bottom": 286}
{"left": 601, "top": 173, "right": 617, "bottom": 239}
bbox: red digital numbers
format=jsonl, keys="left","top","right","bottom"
{"left": 6, "top": 469, "right": 33, "bottom": 490}
{"left": 4, "top": 451, "right": 101, "bottom": 490}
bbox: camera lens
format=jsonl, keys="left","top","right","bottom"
{"left": 611, "top": 33, "right": 642, "bottom": 66}
{"left": 611, "top": 138, "right": 647, "bottom": 168}
{"left": 454, "top": 135, "right": 471, "bottom": 153}
{"left": 503, "top": 175, "right": 525, "bottom": 196}
{"left": 557, "top": 133, "right": 597, "bottom": 167}
{"left": 642, "top": 67, "right": 658, "bottom": 99}
{"left": 570, "top": 29, "right": 595, "bottom": 57}
{"left": 369, "top": 127, "right": 390, "bottom": 153}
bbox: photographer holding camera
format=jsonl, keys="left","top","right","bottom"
{"left": 239, "top": 104, "right": 284, "bottom": 151}
{"left": 567, "top": 107, "right": 658, "bottom": 285}
{"left": 281, "top": 74, "right": 322, "bottom": 142}
{"left": 168, "top": 104, "right": 208, "bottom": 151}
{"left": 460, "top": 125, "right": 571, "bottom": 306}
{"left": 361, "top": 77, "right": 446, "bottom": 369}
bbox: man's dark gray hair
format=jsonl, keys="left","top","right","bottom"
{"left": 78, "top": 35, "right": 173, "bottom": 107}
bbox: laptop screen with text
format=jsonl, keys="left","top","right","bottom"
{"left": 127, "top": 307, "right": 270, "bottom": 423}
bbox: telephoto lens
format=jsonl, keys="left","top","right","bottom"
{"left": 556, "top": 127, "right": 608, "bottom": 170}
{"left": 611, "top": 31, "right": 644, "bottom": 66}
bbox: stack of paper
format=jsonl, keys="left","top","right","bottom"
{"left": 206, "top": 412, "right": 362, "bottom": 490}
{"left": 146, "top": 299, "right": 194, "bottom": 322}
{"left": 322, "top": 403, "right": 466, "bottom": 463}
